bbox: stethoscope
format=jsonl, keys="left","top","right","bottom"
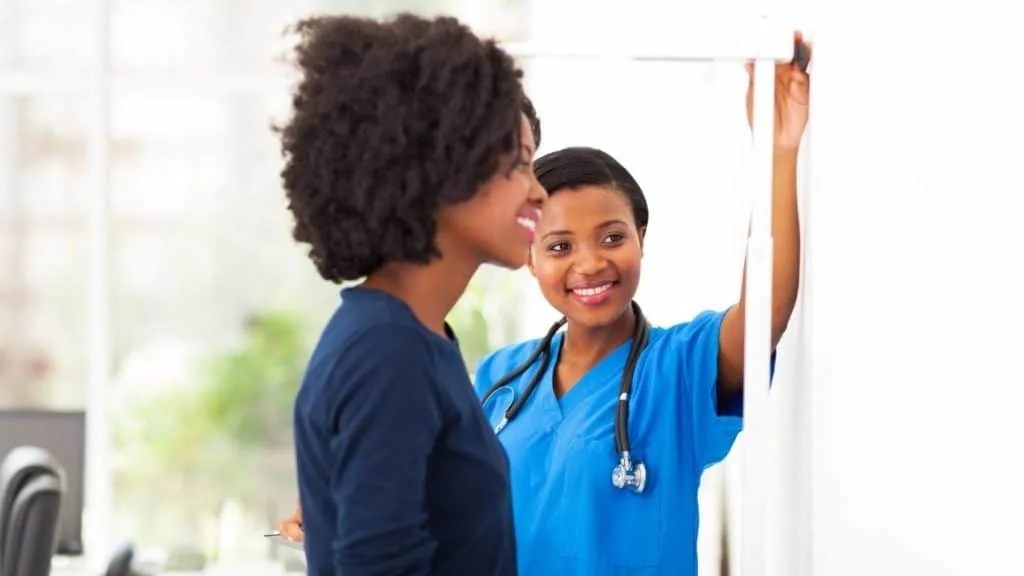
{"left": 479, "top": 301, "right": 651, "bottom": 494}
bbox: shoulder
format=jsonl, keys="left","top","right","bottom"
{"left": 317, "top": 290, "right": 441, "bottom": 366}
{"left": 472, "top": 337, "right": 544, "bottom": 396}
{"left": 299, "top": 319, "right": 446, "bottom": 428}
{"left": 644, "top": 309, "right": 728, "bottom": 367}
{"left": 310, "top": 312, "right": 443, "bottom": 401}
{"left": 346, "top": 323, "right": 438, "bottom": 364}
{"left": 328, "top": 307, "right": 437, "bottom": 361}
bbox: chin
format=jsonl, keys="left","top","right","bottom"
{"left": 561, "top": 299, "right": 630, "bottom": 329}
{"left": 487, "top": 251, "right": 529, "bottom": 270}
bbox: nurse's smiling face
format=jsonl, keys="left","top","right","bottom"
{"left": 529, "top": 185, "right": 644, "bottom": 329}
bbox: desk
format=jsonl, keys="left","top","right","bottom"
{"left": 49, "top": 556, "right": 302, "bottom": 576}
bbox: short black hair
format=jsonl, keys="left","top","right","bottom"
{"left": 277, "top": 13, "right": 539, "bottom": 282}
{"left": 533, "top": 147, "right": 648, "bottom": 229}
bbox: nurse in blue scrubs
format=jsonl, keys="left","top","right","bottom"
{"left": 474, "top": 49, "right": 810, "bottom": 575}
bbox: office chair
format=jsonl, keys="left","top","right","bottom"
{"left": 0, "top": 446, "right": 65, "bottom": 576}
{"left": 2, "top": 474, "right": 62, "bottom": 576}
{"left": 103, "top": 541, "right": 136, "bottom": 576}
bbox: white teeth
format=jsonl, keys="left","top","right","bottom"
{"left": 516, "top": 217, "right": 536, "bottom": 231}
{"left": 573, "top": 283, "right": 612, "bottom": 297}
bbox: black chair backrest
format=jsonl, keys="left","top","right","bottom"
{"left": 0, "top": 446, "right": 65, "bottom": 576}
{"left": 1, "top": 474, "right": 63, "bottom": 576}
{"left": 0, "top": 447, "right": 64, "bottom": 545}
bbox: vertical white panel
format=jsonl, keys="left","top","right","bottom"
{"left": 765, "top": 144, "right": 813, "bottom": 576}
{"left": 84, "top": 0, "right": 113, "bottom": 568}
{"left": 739, "top": 54, "right": 776, "bottom": 576}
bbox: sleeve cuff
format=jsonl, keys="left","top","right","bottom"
{"left": 716, "top": 350, "right": 777, "bottom": 418}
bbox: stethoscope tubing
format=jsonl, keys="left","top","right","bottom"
{"left": 480, "top": 302, "right": 650, "bottom": 458}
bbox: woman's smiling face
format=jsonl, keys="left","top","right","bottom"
{"left": 529, "top": 184, "right": 644, "bottom": 329}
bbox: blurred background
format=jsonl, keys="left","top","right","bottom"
{"left": 2, "top": 0, "right": 1023, "bottom": 575}
{"left": 0, "top": 1, "right": 534, "bottom": 573}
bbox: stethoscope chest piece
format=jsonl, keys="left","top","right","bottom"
{"left": 611, "top": 451, "right": 647, "bottom": 494}
{"left": 486, "top": 386, "right": 516, "bottom": 435}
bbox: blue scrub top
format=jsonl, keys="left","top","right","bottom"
{"left": 475, "top": 310, "right": 760, "bottom": 576}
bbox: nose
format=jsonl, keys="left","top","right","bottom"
{"left": 527, "top": 172, "right": 547, "bottom": 206}
{"left": 573, "top": 244, "right": 607, "bottom": 276}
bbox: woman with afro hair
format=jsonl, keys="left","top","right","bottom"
{"left": 278, "top": 13, "right": 545, "bottom": 576}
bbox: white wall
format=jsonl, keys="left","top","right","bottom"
{"left": 808, "top": 5, "right": 1024, "bottom": 575}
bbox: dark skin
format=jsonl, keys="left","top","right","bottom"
{"left": 531, "top": 187, "right": 644, "bottom": 396}
{"left": 531, "top": 36, "right": 810, "bottom": 400}
{"left": 361, "top": 237, "right": 481, "bottom": 337}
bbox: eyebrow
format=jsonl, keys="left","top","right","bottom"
{"left": 541, "top": 219, "right": 628, "bottom": 241}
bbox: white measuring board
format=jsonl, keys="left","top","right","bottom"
{"left": 501, "top": 16, "right": 793, "bottom": 62}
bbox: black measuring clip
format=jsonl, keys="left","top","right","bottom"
{"left": 792, "top": 41, "right": 811, "bottom": 73}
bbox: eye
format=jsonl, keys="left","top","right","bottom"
{"left": 602, "top": 231, "right": 626, "bottom": 245}
{"left": 515, "top": 149, "right": 534, "bottom": 171}
{"left": 546, "top": 240, "right": 570, "bottom": 254}
{"left": 506, "top": 154, "right": 530, "bottom": 176}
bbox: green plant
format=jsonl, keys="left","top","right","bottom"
{"left": 113, "top": 311, "right": 311, "bottom": 557}
{"left": 447, "top": 273, "right": 521, "bottom": 374}
{"left": 192, "top": 311, "right": 310, "bottom": 550}
{"left": 198, "top": 312, "right": 307, "bottom": 451}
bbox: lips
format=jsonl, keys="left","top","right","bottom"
{"left": 516, "top": 207, "right": 541, "bottom": 242}
{"left": 568, "top": 281, "right": 618, "bottom": 306}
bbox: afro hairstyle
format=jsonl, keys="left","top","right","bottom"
{"left": 277, "top": 13, "right": 541, "bottom": 283}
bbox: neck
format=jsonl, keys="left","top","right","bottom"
{"left": 562, "top": 303, "right": 637, "bottom": 369}
{"left": 362, "top": 237, "right": 480, "bottom": 337}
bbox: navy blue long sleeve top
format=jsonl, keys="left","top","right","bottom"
{"left": 293, "top": 286, "right": 517, "bottom": 576}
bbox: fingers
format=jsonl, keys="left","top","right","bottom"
{"left": 742, "top": 60, "right": 789, "bottom": 97}
{"left": 792, "top": 30, "right": 812, "bottom": 76}
{"left": 746, "top": 31, "right": 812, "bottom": 75}
{"left": 279, "top": 520, "right": 305, "bottom": 543}
{"left": 277, "top": 512, "right": 305, "bottom": 543}
{"left": 789, "top": 32, "right": 812, "bottom": 103}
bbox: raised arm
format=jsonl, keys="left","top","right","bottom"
{"left": 718, "top": 34, "right": 811, "bottom": 397}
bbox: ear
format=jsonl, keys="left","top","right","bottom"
{"left": 527, "top": 246, "right": 537, "bottom": 276}
{"left": 638, "top": 226, "right": 647, "bottom": 256}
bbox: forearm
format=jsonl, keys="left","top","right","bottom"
{"left": 766, "top": 148, "right": 801, "bottom": 344}
{"left": 333, "top": 496, "right": 435, "bottom": 576}
{"left": 718, "top": 53, "right": 808, "bottom": 392}
{"left": 717, "top": 148, "right": 802, "bottom": 392}
{"left": 735, "top": 148, "right": 801, "bottom": 339}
